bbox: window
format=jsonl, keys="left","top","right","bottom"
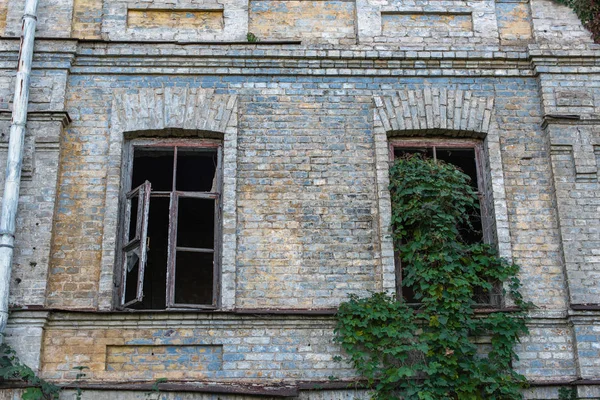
{"left": 390, "top": 139, "right": 499, "bottom": 306}
{"left": 119, "top": 140, "right": 222, "bottom": 310}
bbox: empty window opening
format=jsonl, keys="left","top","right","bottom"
{"left": 391, "top": 141, "right": 498, "bottom": 306}
{"left": 121, "top": 144, "right": 221, "bottom": 310}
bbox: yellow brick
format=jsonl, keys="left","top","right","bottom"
{"left": 0, "top": 0, "right": 6, "bottom": 36}
{"left": 71, "top": 0, "right": 103, "bottom": 39}
{"left": 127, "top": 9, "right": 223, "bottom": 30}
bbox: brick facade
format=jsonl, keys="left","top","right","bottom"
{"left": 0, "top": 0, "right": 599, "bottom": 398}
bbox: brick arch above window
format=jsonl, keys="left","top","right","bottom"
{"left": 373, "top": 88, "right": 494, "bottom": 138}
{"left": 371, "top": 90, "right": 512, "bottom": 296}
{"left": 98, "top": 87, "right": 239, "bottom": 311}
{"left": 112, "top": 87, "right": 237, "bottom": 135}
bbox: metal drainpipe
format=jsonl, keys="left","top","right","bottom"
{"left": 0, "top": 0, "right": 39, "bottom": 340}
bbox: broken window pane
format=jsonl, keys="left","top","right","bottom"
{"left": 176, "top": 148, "right": 218, "bottom": 192}
{"left": 176, "top": 198, "right": 215, "bottom": 249}
{"left": 128, "top": 195, "right": 138, "bottom": 242}
{"left": 123, "top": 249, "right": 140, "bottom": 304}
{"left": 132, "top": 148, "right": 174, "bottom": 191}
{"left": 174, "top": 251, "right": 214, "bottom": 305}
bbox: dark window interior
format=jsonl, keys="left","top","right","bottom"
{"left": 135, "top": 197, "right": 170, "bottom": 309}
{"left": 177, "top": 198, "right": 215, "bottom": 249}
{"left": 393, "top": 145, "right": 491, "bottom": 304}
{"left": 174, "top": 252, "right": 214, "bottom": 305}
{"left": 132, "top": 149, "right": 174, "bottom": 191}
{"left": 124, "top": 146, "right": 218, "bottom": 309}
{"left": 176, "top": 149, "right": 218, "bottom": 192}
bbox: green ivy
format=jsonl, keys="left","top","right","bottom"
{"left": 0, "top": 343, "right": 61, "bottom": 399}
{"left": 558, "top": 387, "right": 577, "bottom": 400}
{"left": 554, "top": 0, "right": 600, "bottom": 43}
{"left": 335, "top": 155, "right": 533, "bottom": 400}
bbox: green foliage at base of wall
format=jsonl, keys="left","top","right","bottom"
{"left": 558, "top": 387, "right": 577, "bottom": 400}
{"left": 0, "top": 343, "right": 60, "bottom": 399}
{"left": 554, "top": 0, "right": 600, "bottom": 43}
{"left": 335, "top": 155, "right": 532, "bottom": 400}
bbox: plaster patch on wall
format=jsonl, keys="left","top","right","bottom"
{"left": 106, "top": 345, "right": 223, "bottom": 372}
{"left": 127, "top": 9, "right": 224, "bottom": 31}
{"left": 382, "top": 12, "right": 473, "bottom": 37}
{"left": 496, "top": 2, "right": 533, "bottom": 42}
{"left": 249, "top": 0, "right": 356, "bottom": 44}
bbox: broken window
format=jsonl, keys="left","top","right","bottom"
{"left": 119, "top": 141, "right": 221, "bottom": 309}
{"left": 390, "top": 139, "right": 500, "bottom": 306}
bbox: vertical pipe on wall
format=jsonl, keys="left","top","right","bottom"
{"left": 0, "top": 0, "right": 39, "bottom": 339}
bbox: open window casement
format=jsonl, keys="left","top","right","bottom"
{"left": 119, "top": 141, "right": 222, "bottom": 310}
{"left": 120, "top": 180, "right": 151, "bottom": 307}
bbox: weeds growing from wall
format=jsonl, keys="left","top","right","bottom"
{"left": 335, "top": 155, "right": 533, "bottom": 399}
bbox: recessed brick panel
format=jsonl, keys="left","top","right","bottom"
{"left": 249, "top": 0, "right": 357, "bottom": 44}
{"left": 106, "top": 345, "right": 223, "bottom": 372}
{"left": 127, "top": 9, "right": 224, "bottom": 30}
{"left": 382, "top": 12, "right": 473, "bottom": 37}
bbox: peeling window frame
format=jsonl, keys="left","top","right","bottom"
{"left": 117, "top": 138, "right": 223, "bottom": 310}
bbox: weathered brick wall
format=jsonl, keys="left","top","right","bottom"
{"left": 0, "top": 0, "right": 599, "bottom": 398}
{"left": 46, "top": 74, "right": 111, "bottom": 309}
{"left": 236, "top": 85, "right": 376, "bottom": 308}
{"left": 0, "top": 41, "right": 73, "bottom": 309}
{"left": 4, "top": 0, "right": 73, "bottom": 38}
{"left": 513, "top": 322, "right": 577, "bottom": 380}
{"left": 41, "top": 313, "right": 355, "bottom": 382}
{"left": 530, "top": 0, "right": 595, "bottom": 48}
{"left": 573, "top": 319, "right": 600, "bottom": 379}
{"left": 48, "top": 74, "right": 381, "bottom": 310}
{"left": 548, "top": 124, "right": 600, "bottom": 305}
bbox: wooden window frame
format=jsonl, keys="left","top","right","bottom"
{"left": 117, "top": 138, "right": 223, "bottom": 310}
{"left": 389, "top": 138, "right": 498, "bottom": 306}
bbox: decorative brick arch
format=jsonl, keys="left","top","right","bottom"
{"left": 371, "top": 89, "right": 512, "bottom": 294}
{"left": 99, "top": 87, "right": 239, "bottom": 310}
{"left": 111, "top": 87, "right": 238, "bottom": 135}
{"left": 373, "top": 88, "right": 495, "bottom": 137}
